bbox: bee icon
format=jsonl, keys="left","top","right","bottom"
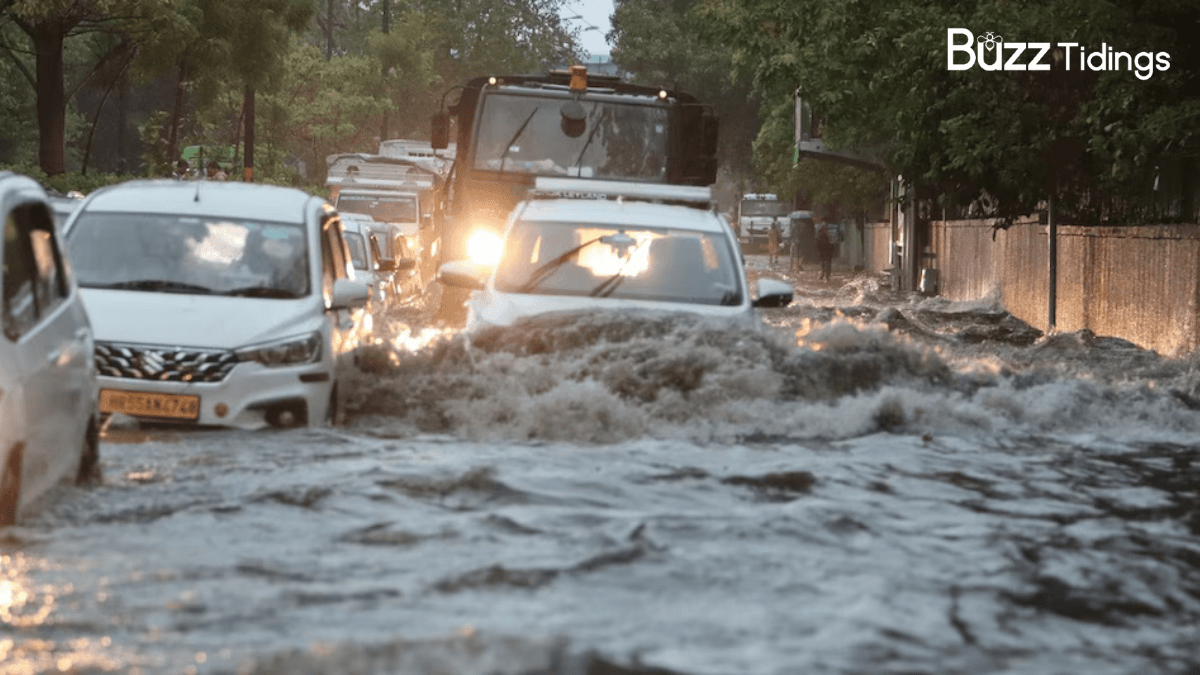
{"left": 976, "top": 32, "right": 1003, "bottom": 51}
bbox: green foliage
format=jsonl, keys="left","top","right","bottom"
{"left": 609, "top": 0, "right": 762, "bottom": 182}
{"left": 0, "top": 28, "right": 37, "bottom": 165}
{"left": 140, "top": 109, "right": 173, "bottom": 177}
{"left": 0, "top": 0, "right": 603, "bottom": 188}
{"left": 257, "top": 40, "right": 392, "bottom": 174}
{"left": 0, "top": 162, "right": 137, "bottom": 194}
{"left": 700, "top": 0, "right": 1200, "bottom": 223}
{"left": 753, "top": 96, "right": 885, "bottom": 220}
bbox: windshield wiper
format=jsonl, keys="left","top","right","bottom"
{"left": 572, "top": 105, "right": 606, "bottom": 173}
{"left": 589, "top": 238, "right": 649, "bottom": 298}
{"left": 89, "top": 279, "right": 215, "bottom": 294}
{"left": 497, "top": 107, "right": 540, "bottom": 173}
{"left": 224, "top": 286, "right": 304, "bottom": 299}
{"left": 517, "top": 236, "right": 606, "bottom": 294}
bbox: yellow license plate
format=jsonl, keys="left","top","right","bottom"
{"left": 100, "top": 389, "right": 200, "bottom": 420}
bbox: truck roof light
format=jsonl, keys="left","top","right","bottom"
{"left": 488, "top": 76, "right": 497, "bottom": 86}
{"left": 569, "top": 65, "right": 587, "bottom": 92}
{"left": 658, "top": 90, "right": 668, "bottom": 99}
{"left": 531, "top": 177, "right": 712, "bottom": 205}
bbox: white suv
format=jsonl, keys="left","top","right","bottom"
{"left": 63, "top": 180, "right": 369, "bottom": 429}
{"left": 438, "top": 178, "right": 793, "bottom": 331}
{"left": 1, "top": 172, "right": 100, "bottom": 526}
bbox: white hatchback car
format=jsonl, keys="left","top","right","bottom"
{"left": 63, "top": 180, "right": 369, "bottom": 429}
{"left": 1, "top": 172, "right": 100, "bottom": 526}
{"left": 339, "top": 212, "right": 415, "bottom": 311}
{"left": 438, "top": 179, "right": 793, "bottom": 330}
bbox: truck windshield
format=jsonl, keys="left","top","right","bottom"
{"left": 337, "top": 194, "right": 417, "bottom": 223}
{"left": 473, "top": 93, "right": 669, "bottom": 181}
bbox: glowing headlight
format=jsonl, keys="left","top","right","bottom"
{"left": 236, "top": 332, "right": 322, "bottom": 366}
{"left": 466, "top": 229, "right": 503, "bottom": 266}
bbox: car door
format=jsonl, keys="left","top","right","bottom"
{"left": 319, "top": 212, "right": 360, "bottom": 355}
{"left": 3, "top": 199, "right": 91, "bottom": 502}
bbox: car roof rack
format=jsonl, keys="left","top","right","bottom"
{"left": 530, "top": 178, "right": 712, "bottom": 208}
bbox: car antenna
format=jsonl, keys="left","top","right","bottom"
{"left": 194, "top": 178, "right": 201, "bottom": 202}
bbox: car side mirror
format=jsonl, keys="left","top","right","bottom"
{"left": 421, "top": 213, "right": 433, "bottom": 229}
{"left": 375, "top": 258, "right": 398, "bottom": 272}
{"left": 431, "top": 111, "right": 450, "bottom": 150}
{"left": 395, "top": 257, "right": 417, "bottom": 272}
{"left": 438, "top": 260, "right": 487, "bottom": 291}
{"left": 331, "top": 277, "right": 370, "bottom": 310}
{"left": 752, "top": 278, "right": 794, "bottom": 308}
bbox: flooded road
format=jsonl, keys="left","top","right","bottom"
{"left": 5, "top": 256, "right": 1200, "bottom": 674}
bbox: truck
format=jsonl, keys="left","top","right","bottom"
{"left": 429, "top": 64, "right": 719, "bottom": 321}
{"left": 325, "top": 153, "right": 443, "bottom": 296}
{"left": 737, "top": 193, "right": 792, "bottom": 252}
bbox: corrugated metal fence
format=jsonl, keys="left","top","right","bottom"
{"left": 927, "top": 218, "right": 1200, "bottom": 356}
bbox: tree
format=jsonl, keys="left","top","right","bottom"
{"left": 700, "top": 0, "right": 1200, "bottom": 223}
{"left": 0, "top": 0, "right": 179, "bottom": 175}
{"left": 257, "top": 39, "right": 393, "bottom": 180}
{"left": 754, "top": 96, "right": 885, "bottom": 222}
{"left": 193, "top": 0, "right": 315, "bottom": 181}
{"left": 608, "top": 0, "right": 762, "bottom": 185}
{"left": 411, "top": 0, "right": 578, "bottom": 83}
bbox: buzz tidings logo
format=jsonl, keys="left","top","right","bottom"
{"left": 947, "top": 29, "right": 1171, "bottom": 80}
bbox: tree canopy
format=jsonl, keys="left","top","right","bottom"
{"left": 0, "top": 0, "right": 581, "bottom": 184}
{"left": 608, "top": 0, "right": 762, "bottom": 205}
{"left": 700, "top": 0, "right": 1200, "bottom": 223}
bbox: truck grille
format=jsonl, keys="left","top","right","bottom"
{"left": 95, "top": 342, "right": 238, "bottom": 383}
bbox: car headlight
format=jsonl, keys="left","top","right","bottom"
{"left": 466, "top": 228, "right": 503, "bottom": 266}
{"left": 236, "top": 332, "right": 322, "bottom": 366}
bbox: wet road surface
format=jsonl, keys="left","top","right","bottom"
{"left": 4, "top": 256, "right": 1200, "bottom": 674}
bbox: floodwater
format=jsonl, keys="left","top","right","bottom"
{"left": 4, "top": 256, "right": 1200, "bottom": 674}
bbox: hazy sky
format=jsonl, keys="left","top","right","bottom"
{"left": 559, "top": 0, "right": 614, "bottom": 57}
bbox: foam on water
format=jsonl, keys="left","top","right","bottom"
{"left": 348, "top": 307, "right": 1200, "bottom": 445}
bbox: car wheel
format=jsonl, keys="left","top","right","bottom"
{"left": 76, "top": 416, "right": 102, "bottom": 486}
{"left": 0, "top": 443, "right": 23, "bottom": 526}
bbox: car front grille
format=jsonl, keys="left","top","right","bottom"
{"left": 95, "top": 342, "right": 238, "bottom": 383}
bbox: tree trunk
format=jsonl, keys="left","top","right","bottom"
{"left": 31, "top": 22, "right": 67, "bottom": 176}
{"left": 81, "top": 58, "right": 128, "bottom": 175}
{"left": 380, "top": 0, "right": 390, "bottom": 142}
{"left": 325, "top": 0, "right": 333, "bottom": 60}
{"left": 165, "top": 60, "right": 188, "bottom": 169}
{"left": 117, "top": 71, "right": 128, "bottom": 174}
{"left": 242, "top": 85, "right": 255, "bottom": 182}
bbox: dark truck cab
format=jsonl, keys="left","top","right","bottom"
{"left": 430, "top": 66, "right": 718, "bottom": 320}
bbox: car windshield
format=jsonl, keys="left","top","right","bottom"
{"left": 473, "top": 93, "right": 669, "bottom": 181}
{"left": 741, "top": 201, "right": 790, "bottom": 217}
{"left": 493, "top": 220, "right": 743, "bottom": 306}
{"left": 344, "top": 231, "right": 369, "bottom": 270}
{"left": 336, "top": 194, "right": 417, "bottom": 222}
{"left": 67, "top": 212, "right": 310, "bottom": 297}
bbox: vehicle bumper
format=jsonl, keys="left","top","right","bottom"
{"left": 97, "top": 361, "right": 335, "bottom": 429}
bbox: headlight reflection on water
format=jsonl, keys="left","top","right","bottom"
{"left": 1, "top": 562, "right": 54, "bottom": 628}
{"left": 0, "top": 556, "right": 121, "bottom": 673}
{"left": 391, "top": 327, "right": 452, "bottom": 354}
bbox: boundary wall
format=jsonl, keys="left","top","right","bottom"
{"left": 925, "top": 218, "right": 1200, "bottom": 356}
